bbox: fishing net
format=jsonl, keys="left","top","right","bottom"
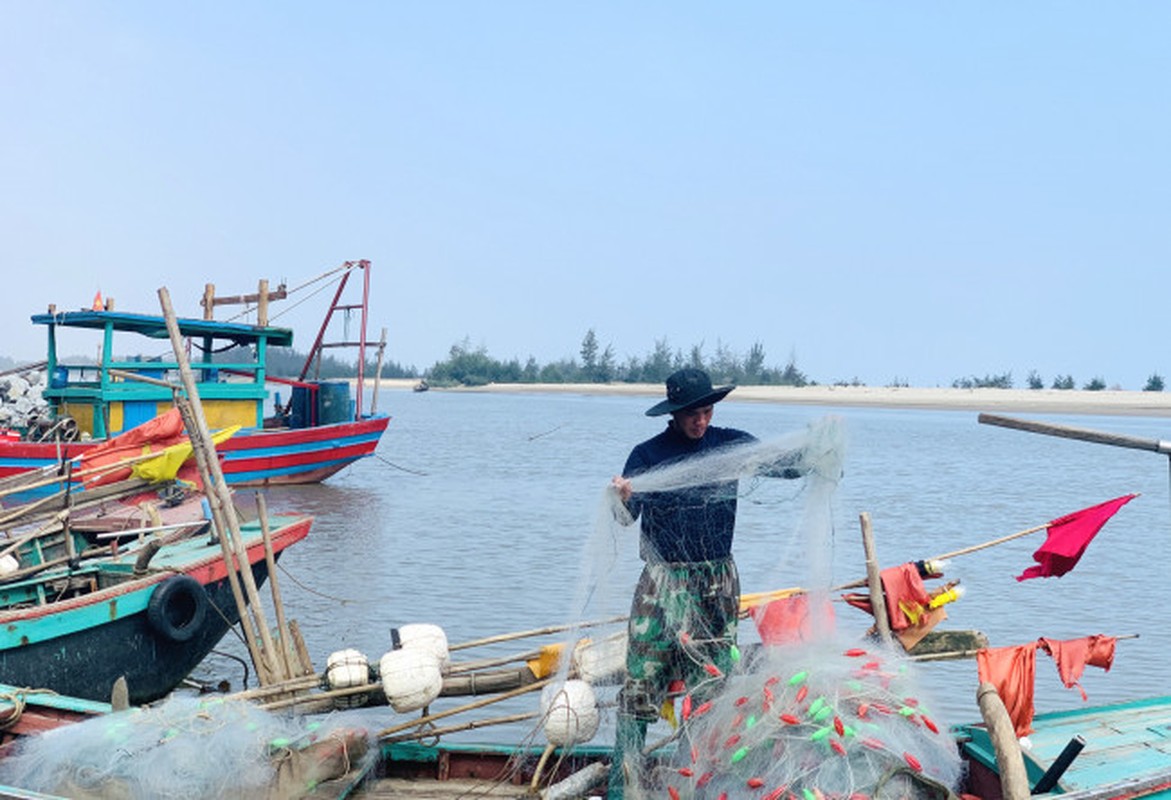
{"left": 542, "top": 415, "right": 963, "bottom": 798}
{"left": 0, "top": 695, "right": 374, "bottom": 799}
{"left": 643, "top": 637, "right": 964, "bottom": 800}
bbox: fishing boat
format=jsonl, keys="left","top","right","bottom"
{"left": 0, "top": 260, "right": 390, "bottom": 501}
{"left": 0, "top": 507, "right": 312, "bottom": 705}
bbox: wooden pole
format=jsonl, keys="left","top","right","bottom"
{"left": 158, "top": 286, "right": 284, "bottom": 684}
{"left": 381, "top": 712, "right": 539, "bottom": 744}
{"left": 370, "top": 327, "right": 387, "bottom": 415}
{"left": 976, "top": 682, "right": 1030, "bottom": 800}
{"left": 256, "top": 491, "right": 295, "bottom": 680}
{"left": 257, "top": 279, "right": 269, "bottom": 327}
{"left": 449, "top": 616, "right": 627, "bottom": 651}
{"left": 859, "top": 512, "right": 894, "bottom": 647}
{"left": 376, "top": 678, "right": 552, "bottom": 739}
{"left": 979, "top": 413, "right": 1171, "bottom": 455}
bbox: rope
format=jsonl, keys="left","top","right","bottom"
{"left": 372, "top": 453, "right": 429, "bottom": 476}
{"left": 0, "top": 688, "right": 57, "bottom": 730}
{"left": 277, "top": 562, "right": 364, "bottom": 606}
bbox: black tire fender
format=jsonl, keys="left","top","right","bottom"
{"left": 147, "top": 574, "right": 208, "bottom": 643}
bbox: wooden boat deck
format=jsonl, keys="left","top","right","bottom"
{"left": 958, "top": 694, "right": 1171, "bottom": 799}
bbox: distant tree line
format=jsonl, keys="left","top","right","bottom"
{"left": 951, "top": 370, "right": 1165, "bottom": 392}
{"left": 213, "top": 346, "right": 417, "bottom": 381}
{"left": 425, "top": 331, "right": 810, "bottom": 388}
{"left": 2, "top": 341, "right": 1164, "bottom": 392}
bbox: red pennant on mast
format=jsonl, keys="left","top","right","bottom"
{"left": 1016, "top": 494, "right": 1137, "bottom": 581}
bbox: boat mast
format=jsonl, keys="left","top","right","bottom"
{"left": 296, "top": 260, "right": 372, "bottom": 420}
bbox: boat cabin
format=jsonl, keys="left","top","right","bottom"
{"left": 33, "top": 309, "right": 294, "bottom": 439}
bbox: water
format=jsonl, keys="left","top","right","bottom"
{"left": 196, "top": 388, "right": 1171, "bottom": 741}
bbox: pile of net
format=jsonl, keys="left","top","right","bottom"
{"left": 642, "top": 636, "right": 963, "bottom": 800}
{"left": 0, "top": 695, "right": 373, "bottom": 800}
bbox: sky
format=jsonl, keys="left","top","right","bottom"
{"left": 3, "top": 3, "right": 1169, "bottom": 388}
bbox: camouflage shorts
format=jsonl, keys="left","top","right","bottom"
{"left": 617, "top": 558, "right": 740, "bottom": 721}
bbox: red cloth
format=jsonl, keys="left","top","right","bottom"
{"left": 879, "top": 563, "right": 931, "bottom": 631}
{"left": 1017, "top": 494, "right": 1137, "bottom": 581}
{"left": 1038, "top": 635, "right": 1117, "bottom": 700}
{"left": 749, "top": 594, "right": 835, "bottom": 645}
{"left": 977, "top": 644, "right": 1039, "bottom": 737}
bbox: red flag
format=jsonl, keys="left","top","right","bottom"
{"left": 1017, "top": 494, "right": 1137, "bottom": 581}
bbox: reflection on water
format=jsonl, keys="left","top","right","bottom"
{"left": 194, "top": 388, "right": 1171, "bottom": 739}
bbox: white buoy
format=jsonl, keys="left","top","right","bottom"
{"left": 541, "top": 680, "right": 600, "bottom": 746}
{"left": 0, "top": 554, "right": 19, "bottom": 577}
{"left": 380, "top": 648, "right": 443, "bottom": 713}
{"left": 397, "top": 623, "right": 451, "bottom": 674}
{"left": 325, "top": 649, "right": 372, "bottom": 709}
{"left": 572, "top": 631, "right": 627, "bottom": 684}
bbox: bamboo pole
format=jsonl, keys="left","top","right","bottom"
{"left": 377, "top": 678, "right": 552, "bottom": 739}
{"left": 174, "top": 391, "right": 272, "bottom": 684}
{"left": 229, "top": 674, "right": 323, "bottom": 702}
{"left": 256, "top": 491, "right": 295, "bottom": 680}
{"left": 0, "top": 448, "right": 172, "bottom": 502}
{"left": 450, "top": 616, "right": 627, "bottom": 651}
{"left": 158, "top": 287, "right": 283, "bottom": 684}
{"left": 860, "top": 512, "right": 894, "bottom": 647}
{"left": 381, "top": 712, "right": 539, "bottom": 744}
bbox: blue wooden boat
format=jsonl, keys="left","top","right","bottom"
{"left": 0, "top": 511, "right": 312, "bottom": 705}
{"left": 958, "top": 694, "right": 1171, "bottom": 799}
{"left": 345, "top": 696, "right": 1171, "bottom": 798}
{"left": 0, "top": 261, "right": 389, "bottom": 501}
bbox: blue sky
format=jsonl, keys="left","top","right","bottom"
{"left": 3, "top": 3, "right": 1168, "bottom": 388}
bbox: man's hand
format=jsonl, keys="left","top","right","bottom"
{"left": 611, "top": 475, "right": 633, "bottom": 503}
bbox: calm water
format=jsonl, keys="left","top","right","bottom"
{"left": 194, "top": 388, "right": 1171, "bottom": 739}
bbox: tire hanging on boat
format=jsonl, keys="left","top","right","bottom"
{"left": 147, "top": 575, "right": 209, "bottom": 643}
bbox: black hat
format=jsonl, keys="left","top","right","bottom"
{"left": 645, "top": 368, "right": 735, "bottom": 417}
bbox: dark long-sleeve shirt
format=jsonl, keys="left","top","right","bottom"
{"left": 622, "top": 423, "right": 755, "bottom": 564}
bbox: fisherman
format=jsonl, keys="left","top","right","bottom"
{"left": 607, "top": 367, "right": 804, "bottom": 798}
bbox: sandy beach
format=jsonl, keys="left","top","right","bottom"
{"left": 370, "top": 379, "right": 1171, "bottom": 418}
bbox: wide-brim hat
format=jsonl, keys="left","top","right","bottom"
{"left": 646, "top": 368, "right": 735, "bottom": 417}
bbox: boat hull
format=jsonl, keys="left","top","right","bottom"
{"left": 0, "top": 516, "right": 311, "bottom": 704}
{"left": 0, "top": 416, "right": 388, "bottom": 503}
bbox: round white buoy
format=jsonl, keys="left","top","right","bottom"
{"left": 572, "top": 631, "right": 627, "bottom": 685}
{"left": 0, "top": 554, "right": 19, "bottom": 577}
{"left": 325, "top": 649, "right": 372, "bottom": 709}
{"left": 397, "top": 623, "right": 451, "bottom": 674}
{"left": 379, "top": 648, "right": 443, "bottom": 713}
{"left": 541, "top": 680, "right": 600, "bottom": 746}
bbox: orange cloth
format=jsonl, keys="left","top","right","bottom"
{"left": 977, "top": 644, "right": 1039, "bottom": 737}
{"left": 79, "top": 407, "right": 188, "bottom": 486}
{"left": 977, "top": 635, "right": 1119, "bottom": 736}
{"left": 1039, "top": 635, "right": 1117, "bottom": 700}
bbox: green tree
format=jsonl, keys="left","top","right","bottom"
{"left": 744, "top": 342, "right": 765, "bottom": 383}
{"left": 1083, "top": 377, "right": 1107, "bottom": 391}
{"left": 1026, "top": 370, "right": 1044, "bottom": 390}
{"left": 1052, "top": 375, "right": 1075, "bottom": 390}
{"left": 1144, "top": 374, "right": 1164, "bottom": 392}
{"left": 580, "top": 329, "right": 599, "bottom": 380}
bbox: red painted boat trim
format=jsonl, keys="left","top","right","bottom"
{"left": 0, "top": 516, "right": 312, "bottom": 625}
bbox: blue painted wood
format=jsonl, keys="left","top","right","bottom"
{"left": 957, "top": 695, "right": 1171, "bottom": 797}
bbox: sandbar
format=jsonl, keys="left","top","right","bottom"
{"left": 368, "top": 379, "right": 1171, "bottom": 418}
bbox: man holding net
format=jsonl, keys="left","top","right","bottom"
{"left": 606, "top": 368, "right": 803, "bottom": 798}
